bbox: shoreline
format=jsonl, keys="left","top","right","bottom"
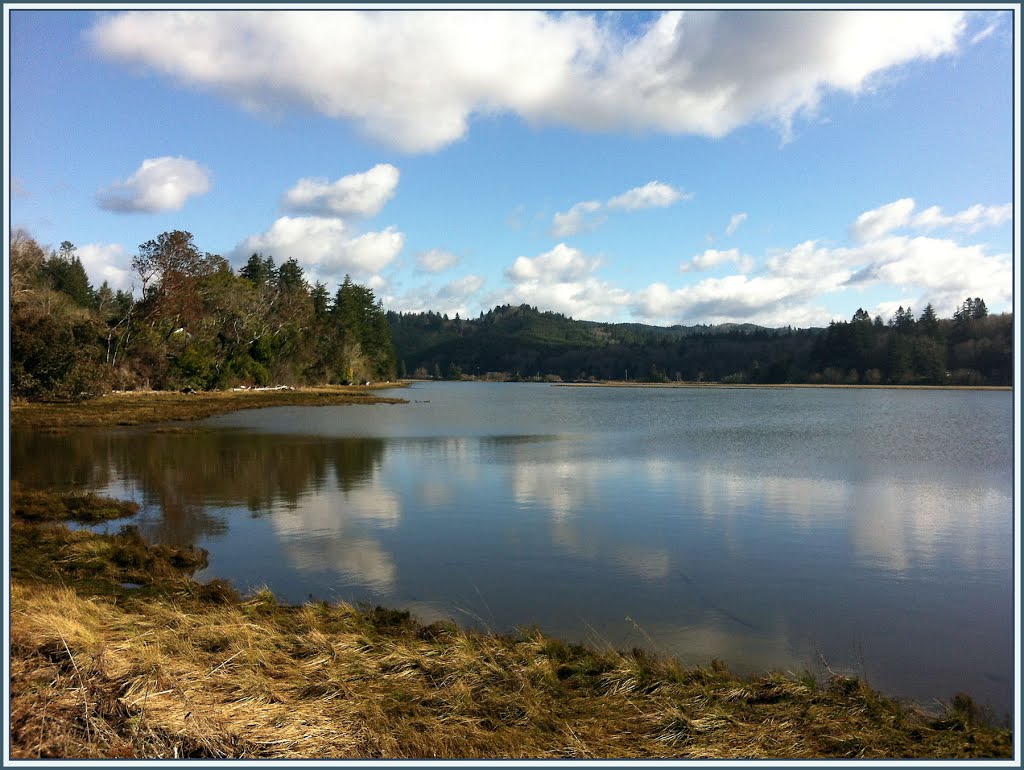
{"left": 7, "top": 489, "right": 1014, "bottom": 759}
{"left": 9, "top": 383, "right": 408, "bottom": 430}
{"left": 554, "top": 381, "right": 1012, "bottom": 391}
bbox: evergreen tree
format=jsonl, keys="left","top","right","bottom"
{"left": 917, "top": 303, "right": 941, "bottom": 339}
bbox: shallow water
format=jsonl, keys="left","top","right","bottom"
{"left": 11, "top": 382, "right": 1015, "bottom": 715}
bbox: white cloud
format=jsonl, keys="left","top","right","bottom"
{"left": 496, "top": 244, "right": 630, "bottom": 320}
{"left": 607, "top": 180, "right": 685, "bottom": 210}
{"left": 506, "top": 243, "right": 600, "bottom": 283}
{"left": 551, "top": 181, "right": 687, "bottom": 237}
{"left": 485, "top": 203, "right": 1011, "bottom": 326}
{"left": 384, "top": 274, "right": 486, "bottom": 318}
{"left": 725, "top": 212, "right": 747, "bottom": 236}
{"left": 851, "top": 198, "right": 1012, "bottom": 242}
{"left": 551, "top": 200, "right": 602, "bottom": 237}
{"left": 630, "top": 274, "right": 834, "bottom": 328}
{"left": 969, "top": 22, "right": 998, "bottom": 46}
{"left": 850, "top": 198, "right": 915, "bottom": 242}
{"left": 416, "top": 248, "right": 460, "bottom": 273}
{"left": 96, "top": 156, "right": 211, "bottom": 213}
{"left": 233, "top": 216, "right": 403, "bottom": 284}
{"left": 595, "top": 228, "right": 1009, "bottom": 326}
{"left": 494, "top": 277, "right": 630, "bottom": 322}
{"left": 842, "top": 235, "right": 1012, "bottom": 316}
{"left": 281, "top": 163, "right": 398, "bottom": 218}
{"left": 77, "top": 243, "right": 134, "bottom": 293}
{"left": 438, "top": 274, "right": 486, "bottom": 299}
{"left": 911, "top": 203, "right": 1012, "bottom": 232}
{"left": 89, "top": 10, "right": 967, "bottom": 152}
{"left": 680, "top": 248, "right": 754, "bottom": 274}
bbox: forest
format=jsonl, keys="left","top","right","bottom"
{"left": 9, "top": 229, "right": 396, "bottom": 401}
{"left": 9, "top": 228, "right": 1013, "bottom": 401}
{"left": 389, "top": 300, "right": 1013, "bottom": 386}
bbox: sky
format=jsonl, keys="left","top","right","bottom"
{"left": 5, "top": 6, "right": 1019, "bottom": 328}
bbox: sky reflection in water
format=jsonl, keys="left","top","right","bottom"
{"left": 10, "top": 383, "right": 1014, "bottom": 715}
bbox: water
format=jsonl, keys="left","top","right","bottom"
{"left": 10, "top": 382, "right": 1015, "bottom": 716}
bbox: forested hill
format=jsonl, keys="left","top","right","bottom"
{"left": 10, "top": 230, "right": 396, "bottom": 401}
{"left": 388, "top": 302, "right": 1013, "bottom": 386}
{"left": 10, "top": 226, "right": 1012, "bottom": 401}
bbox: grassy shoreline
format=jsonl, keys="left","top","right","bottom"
{"left": 9, "top": 384, "right": 408, "bottom": 430}
{"left": 7, "top": 490, "right": 1013, "bottom": 760}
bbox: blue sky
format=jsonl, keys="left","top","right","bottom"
{"left": 6, "top": 7, "right": 1017, "bottom": 327}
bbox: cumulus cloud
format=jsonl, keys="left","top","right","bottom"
{"left": 725, "top": 212, "right": 747, "bottom": 236}
{"left": 630, "top": 273, "right": 834, "bottom": 328}
{"left": 606, "top": 181, "right": 686, "bottom": 210}
{"left": 911, "top": 203, "right": 1012, "bottom": 232}
{"left": 96, "top": 156, "right": 211, "bottom": 213}
{"left": 77, "top": 243, "right": 134, "bottom": 292}
{"left": 551, "top": 200, "right": 602, "bottom": 238}
{"left": 496, "top": 244, "right": 630, "bottom": 320}
{"left": 551, "top": 181, "right": 687, "bottom": 237}
{"left": 680, "top": 248, "right": 754, "bottom": 273}
{"left": 438, "top": 274, "right": 486, "bottom": 299}
{"left": 281, "top": 163, "right": 398, "bottom": 218}
{"left": 88, "top": 10, "right": 967, "bottom": 152}
{"left": 416, "top": 248, "right": 460, "bottom": 273}
{"left": 529, "top": 228, "right": 1009, "bottom": 327}
{"left": 851, "top": 198, "right": 1011, "bottom": 242}
{"left": 384, "top": 274, "right": 486, "bottom": 318}
{"left": 850, "top": 198, "right": 915, "bottom": 242}
{"left": 506, "top": 243, "right": 600, "bottom": 283}
{"left": 842, "top": 235, "right": 1012, "bottom": 315}
{"left": 233, "top": 216, "right": 403, "bottom": 283}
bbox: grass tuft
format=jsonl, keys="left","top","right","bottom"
{"left": 12, "top": 483, "right": 139, "bottom": 523}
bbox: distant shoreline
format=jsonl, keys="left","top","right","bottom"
{"left": 9, "top": 384, "right": 408, "bottom": 431}
{"left": 554, "top": 381, "right": 1012, "bottom": 391}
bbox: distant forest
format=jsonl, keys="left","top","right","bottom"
{"left": 10, "top": 229, "right": 396, "bottom": 401}
{"left": 9, "top": 228, "right": 1013, "bottom": 402}
{"left": 389, "top": 301, "right": 1013, "bottom": 387}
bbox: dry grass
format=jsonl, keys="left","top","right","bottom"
{"left": 10, "top": 483, "right": 140, "bottom": 523}
{"left": 9, "top": 384, "right": 407, "bottom": 431}
{"left": 8, "top": 511, "right": 1013, "bottom": 760}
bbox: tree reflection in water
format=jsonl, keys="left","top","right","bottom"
{"left": 11, "top": 429, "right": 386, "bottom": 547}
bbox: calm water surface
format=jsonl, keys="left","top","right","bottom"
{"left": 11, "top": 383, "right": 1015, "bottom": 715}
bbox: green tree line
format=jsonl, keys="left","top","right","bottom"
{"left": 10, "top": 229, "right": 396, "bottom": 401}
{"left": 389, "top": 302, "right": 1012, "bottom": 386}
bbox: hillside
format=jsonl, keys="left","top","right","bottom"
{"left": 388, "top": 302, "right": 1012, "bottom": 386}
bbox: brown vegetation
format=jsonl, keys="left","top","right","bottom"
{"left": 7, "top": 491, "right": 1012, "bottom": 760}
{"left": 9, "top": 385, "right": 406, "bottom": 430}
{"left": 11, "top": 483, "right": 140, "bottom": 523}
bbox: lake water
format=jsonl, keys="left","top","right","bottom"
{"left": 10, "top": 382, "right": 1016, "bottom": 717}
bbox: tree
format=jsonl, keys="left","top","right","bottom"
{"left": 133, "top": 230, "right": 206, "bottom": 297}
{"left": 917, "top": 303, "right": 940, "bottom": 338}
{"left": 43, "top": 242, "right": 95, "bottom": 307}
{"left": 240, "top": 253, "right": 277, "bottom": 288}
{"left": 890, "top": 306, "right": 915, "bottom": 334}
{"left": 971, "top": 297, "right": 988, "bottom": 320}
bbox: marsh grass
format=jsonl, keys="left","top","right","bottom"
{"left": 11, "top": 484, "right": 140, "bottom": 523}
{"left": 10, "top": 385, "right": 406, "bottom": 430}
{"left": 7, "top": 493, "right": 1014, "bottom": 760}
